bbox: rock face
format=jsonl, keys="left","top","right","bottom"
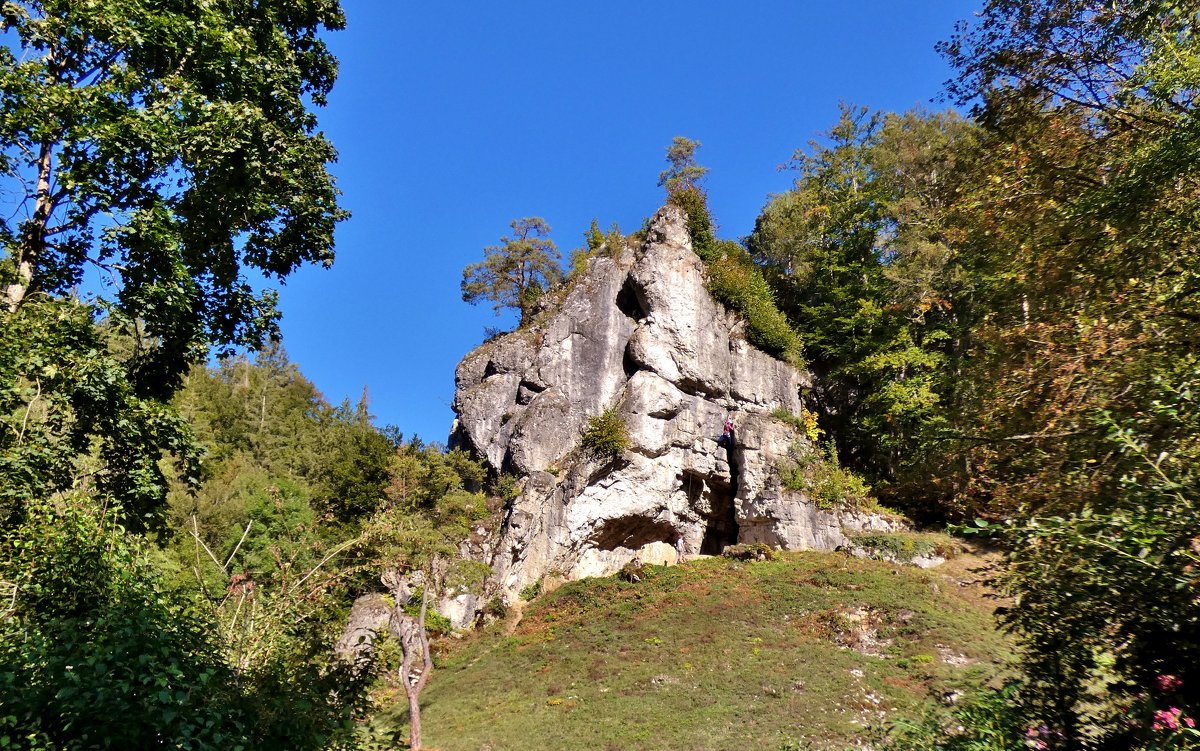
{"left": 450, "top": 205, "right": 898, "bottom": 614}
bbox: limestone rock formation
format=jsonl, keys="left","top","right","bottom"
{"left": 449, "top": 205, "right": 899, "bottom": 615}
{"left": 333, "top": 592, "right": 392, "bottom": 664}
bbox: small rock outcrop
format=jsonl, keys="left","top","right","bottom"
{"left": 449, "top": 205, "right": 899, "bottom": 614}
{"left": 333, "top": 593, "right": 392, "bottom": 664}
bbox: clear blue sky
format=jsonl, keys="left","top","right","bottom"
{"left": 273, "top": 1, "right": 979, "bottom": 443}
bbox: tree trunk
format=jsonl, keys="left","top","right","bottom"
{"left": 388, "top": 570, "right": 435, "bottom": 751}
{"left": 6, "top": 139, "right": 54, "bottom": 311}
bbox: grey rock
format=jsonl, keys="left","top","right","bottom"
{"left": 333, "top": 593, "right": 392, "bottom": 664}
{"left": 444, "top": 204, "right": 900, "bottom": 626}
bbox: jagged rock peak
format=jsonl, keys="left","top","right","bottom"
{"left": 446, "top": 204, "right": 898, "bottom": 616}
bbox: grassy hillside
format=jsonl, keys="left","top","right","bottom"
{"left": 368, "top": 546, "right": 1011, "bottom": 751}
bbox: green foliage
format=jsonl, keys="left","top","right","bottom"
{"left": 963, "top": 401, "right": 1200, "bottom": 749}
{"left": 884, "top": 683, "right": 1030, "bottom": 751}
{"left": 581, "top": 408, "right": 630, "bottom": 459}
{"left": 519, "top": 578, "right": 543, "bottom": 602}
{"left": 668, "top": 186, "right": 717, "bottom": 260}
{"left": 770, "top": 406, "right": 806, "bottom": 430}
{"left": 462, "top": 217, "right": 563, "bottom": 324}
{"left": 749, "top": 106, "right": 975, "bottom": 504}
{"left": 0, "top": 298, "right": 200, "bottom": 530}
{"left": 0, "top": 0, "right": 348, "bottom": 387}
{"left": 404, "top": 599, "right": 453, "bottom": 636}
{"left": 163, "top": 349, "right": 401, "bottom": 594}
{"left": 773, "top": 406, "right": 824, "bottom": 443}
{"left": 882, "top": 4, "right": 1200, "bottom": 748}
{"left": 705, "top": 241, "right": 804, "bottom": 365}
{"left": 568, "top": 219, "right": 626, "bottom": 279}
{"left": 658, "top": 136, "right": 709, "bottom": 196}
{"left": 490, "top": 472, "right": 521, "bottom": 505}
{"left": 0, "top": 498, "right": 369, "bottom": 751}
{"left": 848, "top": 533, "right": 954, "bottom": 564}
{"left": 662, "top": 144, "right": 803, "bottom": 366}
{"left": 780, "top": 442, "right": 873, "bottom": 511}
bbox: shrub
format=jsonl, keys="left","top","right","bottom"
{"left": 490, "top": 473, "right": 520, "bottom": 504}
{"left": 781, "top": 442, "right": 872, "bottom": 510}
{"left": 848, "top": 533, "right": 954, "bottom": 564}
{"left": 485, "top": 597, "right": 509, "bottom": 618}
{"left": 581, "top": 408, "right": 630, "bottom": 458}
{"left": 668, "top": 187, "right": 716, "bottom": 260}
{"left": 569, "top": 220, "right": 627, "bottom": 281}
{"left": 670, "top": 189, "right": 804, "bottom": 367}
{"left": 706, "top": 243, "right": 804, "bottom": 365}
{"left": 519, "top": 578, "right": 543, "bottom": 602}
{"left": 722, "top": 543, "right": 777, "bottom": 561}
{"left": 771, "top": 406, "right": 805, "bottom": 430}
{"left": 404, "top": 598, "right": 452, "bottom": 635}
{"left": 0, "top": 498, "right": 370, "bottom": 751}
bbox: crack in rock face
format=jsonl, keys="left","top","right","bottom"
{"left": 445, "top": 204, "right": 902, "bottom": 624}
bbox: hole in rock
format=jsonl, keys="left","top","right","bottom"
{"left": 680, "top": 470, "right": 740, "bottom": 555}
{"left": 700, "top": 479, "right": 739, "bottom": 555}
{"left": 592, "top": 515, "right": 677, "bottom": 552}
{"left": 615, "top": 277, "right": 646, "bottom": 320}
{"left": 622, "top": 342, "right": 639, "bottom": 378}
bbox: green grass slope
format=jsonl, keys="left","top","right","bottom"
{"left": 372, "top": 549, "right": 1010, "bottom": 751}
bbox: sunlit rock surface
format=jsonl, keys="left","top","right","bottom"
{"left": 447, "top": 205, "right": 899, "bottom": 622}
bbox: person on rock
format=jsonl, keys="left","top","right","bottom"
{"left": 716, "top": 414, "right": 735, "bottom": 448}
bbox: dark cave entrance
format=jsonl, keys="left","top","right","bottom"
{"left": 682, "top": 469, "right": 740, "bottom": 556}
{"left": 592, "top": 515, "right": 677, "bottom": 552}
{"left": 700, "top": 481, "right": 739, "bottom": 555}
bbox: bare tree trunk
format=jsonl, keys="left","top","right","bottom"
{"left": 6, "top": 139, "right": 54, "bottom": 311}
{"left": 388, "top": 568, "right": 436, "bottom": 750}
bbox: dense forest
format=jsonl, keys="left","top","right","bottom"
{"left": 1, "top": 1, "right": 1198, "bottom": 750}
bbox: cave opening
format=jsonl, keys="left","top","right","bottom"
{"left": 592, "top": 515, "right": 677, "bottom": 551}
{"left": 615, "top": 277, "right": 646, "bottom": 320}
{"left": 681, "top": 469, "right": 740, "bottom": 556}
{"left": 699, "top": 480, "right": 739, "bottom": 555}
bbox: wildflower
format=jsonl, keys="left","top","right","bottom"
{"left": 1156, "top": 674, "right": 1183, "bottom": 692}
{"left": 1152, "top": 707, "right": 1183, "bottom": 731}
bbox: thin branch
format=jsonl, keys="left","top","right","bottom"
{"left": 189, "top": 514, "right": 227, "bottom": 576}
{"left": 939, "top": 428, "right": 1099, "bottom": 444}
{"left": 294, "top": 533, "right": 363, "bottom": 590}
{"left": 223, "top": 520, "right": 253, "bottom": 570}
{"left": 15, "top": 377, "right": 42, "bottom": 446}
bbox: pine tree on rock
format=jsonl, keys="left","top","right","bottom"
{"left": 461, "top": 217, "right": 562, "bottom": 324}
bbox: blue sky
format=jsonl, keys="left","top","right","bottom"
{"left": 274, "top": 1, "right": 979, "bottom": 443}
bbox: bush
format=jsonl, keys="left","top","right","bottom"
{"left": 848, "top": 533, "right": 954, "bottom": 564}
{"left": 668, "top": 187, "right": 716, "bottom": 260}
{"left": 519, "top": 578, "right": 543, "bottom": 602}
{"left": 670, "top": 189, "right": 804, "bottom": 367}
{"left": 581, "top": 408, "right": 630, "bottom": 458}
{"left": 781, "top": 442, "right": 872, "bottom": 510}
{"left": 404, "top": 598, "right": 453, "bottom": 636}
{"left": 770, "top": 407, "right": 823, "bottom": 442}
{"left": 0, "top": 498, "right": 370, "bottom": 751}
{"left": 706, "top": 243, "right": 804, "bottom": 365}
{"left": 722, "top": 543, "right": 777, "bottom": 561}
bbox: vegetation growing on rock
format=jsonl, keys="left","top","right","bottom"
{"left": 581, "top": 408, "right": 630, "bottom": 459}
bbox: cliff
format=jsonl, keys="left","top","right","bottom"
{"left": 447, "top": 205, "right": 897, "bottom": 618}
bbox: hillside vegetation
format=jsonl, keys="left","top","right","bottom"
{"left": 369, "top": 549, "right": 1010, "bottom": 751}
